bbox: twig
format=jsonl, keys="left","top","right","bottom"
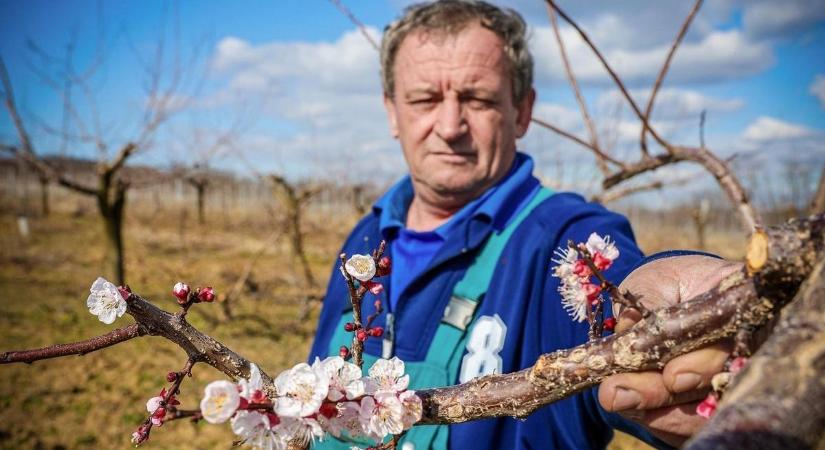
{"left": 640, "top": 0, "right": 703, "bottom": 155}
{"left": 545, "top": 0, "right": 668, "bottom": 150}
{"left": 530, "top": 118, "right": 626, "bottom": 169}
{"left": 327, "top": 0, "right": 379, "bottom": 51}
{"left": 603, "top": 145, "right": 761, "bottom": 232}
{"left": 0, "top": 323, "right": 144, "bottom": 363}
{"left": 545, "top": 3, "right": 606, "bottom": 175}
{"left": 592, "top": 180, "right": 664, "bottom": 204}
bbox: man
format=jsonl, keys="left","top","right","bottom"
{"left": 310, "top": 1, "right": 737, "bottom": 449}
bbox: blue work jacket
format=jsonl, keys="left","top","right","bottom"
{"left": 309, "top": 158, "right": 668, "bottom": 449}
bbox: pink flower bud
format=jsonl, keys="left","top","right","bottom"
{"left": 356, "top": 329, "right": 368, "bottom": 342}
{"left": 131, "top": 424, "right": 151, "bottom": 445}
{"left": 319, "top": 402, "right": 338, "bottom": 419}
{"left": 603, "top": 317, "right": 616, "bottom": 332}
{"left": 583, "top": 282, "right": 601, "bottom": 301}
{"left": 593, "top": 252, "right": 613, "bottom": 271}
{"left": 377, "top": 256, "right": 392, "bottom": 276}
{"left": 366, "top": 281, "right": 384, "bottom": 295}
{"left": 172, "top": 282, "right": 190, "bottom": 303}
{"left": 339, "top": 345, "right": 350, "bottom": 360}
{"left": 370, "top": 327, "right": 384, "bottom": 337}
{"left": 344, "top": 322, "right": 356, "bottom": 332}
{"left": 198, "top": 286, "right": 215, "bottom": 303}
{"left": 572, "top": 259, "right": 592, "bottom": 278}
{"left": 118, "top": 286, "right": 132, "bottom": 301}
{"left": 696, "top": 393, "right": 718, "bottom": 419}
{"left": 729, "top": 356, "right": 748, "bottom": 374}
{"left": 166, "top": 371, "right": 178, "bottom": 383}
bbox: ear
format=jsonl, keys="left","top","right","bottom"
{"left": 515, "top": 88, "right": 536, "bottom": 138}
{"left": 383, "top": 94, "right": 400, "bottom": 139}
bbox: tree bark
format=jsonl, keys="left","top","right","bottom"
{"left": 195, "top": 181, "right": 207, "bottom": 225}
{"left": 38, "top": 175, "right": 49, "bottom": 217}
{"left": 98, "top": 177, "right": 128, "bottom": 286}
{"left": 685, "top": 256, "right": 825, "bottom": 450}
{"left": 810, "top": 166, "right": 825, "bottom": 215}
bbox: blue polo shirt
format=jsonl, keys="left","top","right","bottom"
{"left": 376, "top": 153, "right": 540, "bottom": 311}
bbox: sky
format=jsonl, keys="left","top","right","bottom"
{"left": 1, "top": 0, "right": 824, "bottom": 206}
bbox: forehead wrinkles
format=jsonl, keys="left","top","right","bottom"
{"left": 394, "top": 29, "right": 507, "bottom": 88}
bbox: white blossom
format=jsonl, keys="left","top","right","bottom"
{"left": 345, "top": 254, "right": 376, "bottom": 281}
{"left": 585, "top": 233, "right": 619, "bottom": 261}
{"left": 86, "top": 277, "right": 126, "bottom": 324}
{"left": 239, "top": 363, "right": 264, "bottom": 399}
{"left": 146, "top": 396, "right": 163, "bottom": 414}
{"left": 231, "top": 411, "right": 287, "bottom": 450}
{"left": 551, "top": 246, "right": 578, "bottom": 279}
{"left": 317, "top": 401, "right": 366, "bottom": 439}
{"left": 366, "top": 357, "right": 409, "bottom": 394}
{"left": 399, "top": 390, "right": 422, "bottom": 429}
{"left": 280, "top": 416, "right": 324, "bottom": 447}
{"left": 274, "top": 360, "right": 329, "bottom": 418}
{"left": 320, "top": 356, "right": 366, "bottom": 401}
{"left": 559, "top": 281, "right": 589, "bottom": 323}
{"left": 360, "top": 393, "right": 404, "bottom": 439}
{"left": 201, "top": 380, "right": 241, "bottom": 424}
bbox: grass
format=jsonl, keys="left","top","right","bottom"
{"left": 0, "top": 192, "right": 746, "bottom": 450}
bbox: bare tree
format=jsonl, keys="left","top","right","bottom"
{"left": 0, "top": 19, "right": 202, "bottom": 285}
{"left": 532, "top": 0, "right": 760, "bottom": 233}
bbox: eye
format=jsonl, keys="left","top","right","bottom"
{"left": 407, "top": 96, "right": 439, "bottom": 111}
{"left": 465, "top": 97, "right": 495, "bottom": 110}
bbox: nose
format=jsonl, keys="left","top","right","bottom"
{"left": 434, "top": 96, "right": 468, "bottom": 142}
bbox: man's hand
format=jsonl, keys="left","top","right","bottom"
{"left": 598, "top": 255, "right": 742, "bottom": 447}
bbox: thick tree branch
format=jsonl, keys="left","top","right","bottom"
{"left": 3, "top": 215, "right": 820, "bottom": 433}
{"left": 4, "top": 145, "right": 98, "bottom": 196}
{"left": 603, "top": 146, "right": 761, "bottom": 232}
{"left": 685, "top": 254, "right": 825, "bottom": 449}
{"left": 415, "top": 214, "right": 822, "bottom": 424}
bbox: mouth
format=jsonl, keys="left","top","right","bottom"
{"left": 429, "top": 151, "right": 476, "bottom": 163}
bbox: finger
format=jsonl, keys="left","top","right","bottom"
{"left": 599, "top": 371, "right": 709, "bottom": 412}
{"left": 638, "top": 402, "right": 709, "bottom": 446}
{"left": 614, "top": 307, "right": 642, "bottom": 334}
{"left": 662, "top": 341, "right": 732, "bottom": 394}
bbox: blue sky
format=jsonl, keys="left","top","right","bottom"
{"left": 1, "top": 0, "right": 824, "bottom": 204}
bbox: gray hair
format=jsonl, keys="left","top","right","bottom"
{"left": 380, "top": 0, "right": 534, "bottom": 104}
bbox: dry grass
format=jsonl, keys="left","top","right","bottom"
{"left": 0, "top": 191, "right": 746, "bottom": 450}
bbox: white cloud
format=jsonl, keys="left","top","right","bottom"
{"left": 201, "top": 28, "right": 405, "bottom": 179}
{"left": 597, "top": 88, "right": 743, "bottom": 120}
{"left": 531, "top": 26, "right": 774, "bottom": 87}
{"left": 742, "top": 0, "right": 825, "bottom": 39}
{"left": 810, "top": 74, "right": 825, "bottom": 109}
{"left": 741, "top": 116, "right": 819, "bottom": 142}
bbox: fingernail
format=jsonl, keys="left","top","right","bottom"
{"left": 612, "top": 387, "right": 641, "bottom": 411}
{"left": 672, "top": 373, "right": 702, "bottom": 392}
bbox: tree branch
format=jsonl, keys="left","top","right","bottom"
{"left": 640, "top": 0, "right": 703, "bottom": 155}
{"left": 1, "top": 323, "right": 144, "bottom": 364}
{"left": 415, "top": 214, "right": 822, "bottom": 424}
{"left": 545, "top": 3, "right": 606, "bottom": 175}
{"left": 685, "top": 251, "right": 825, "bottom": 449}
{"left": 327, "top": 0, "right": 379, "bottom": 51}
{"left": 545, "top": 0, "right": 669, "bottom": 150}
{"left": 603, "top": 146, "right": 761, "bottom": 232}
{"left": 2, "top": 215, "right": 820, "bottom": 431}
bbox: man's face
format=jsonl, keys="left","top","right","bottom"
{"left": 384, "top": 23, "right": 535, "bottom": 205}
